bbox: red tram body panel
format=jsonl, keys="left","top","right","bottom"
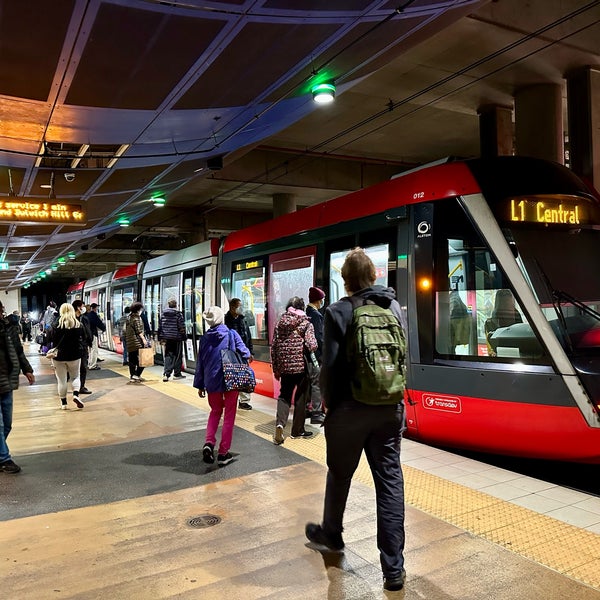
{"left": 65, "top": 157, "right": 600, "bottom": 462}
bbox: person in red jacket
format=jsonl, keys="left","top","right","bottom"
{"left": 270, "top": 296, "right": 317, "bottom": 445}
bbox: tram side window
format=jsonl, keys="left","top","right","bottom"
{"left": 329, "top": 243, "right": 389, "bottom": 304}
{"left": 268, "top": 251, "right": 315, "bottom": 343}
{"left": 231, "top": 266, "right": 266, "bottom": 340}
{"left": 434, "top": 218, "right": 546, "bottom": 362}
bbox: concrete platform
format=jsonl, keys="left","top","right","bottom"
{"left": 1, "top": 345, "right": 599, "bottom": 599}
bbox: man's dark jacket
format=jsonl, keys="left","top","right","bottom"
{"left": 0, "top": 318, "right": 33, "bottom": 394}
{"left": 224, "top": 311, "right": 253, "bottom": 354}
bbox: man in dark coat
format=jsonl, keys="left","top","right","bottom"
{"left": 72, "top": 300, "right": 93, "bottom": 394}
{"left": 0, "top": 300, "right": 35, "bottom": 474}
{"left": 225, "top": 297, "right": 254, "bottom": 410}
{"left": 305, "top": 248, "right": 407, "bottom": 592}
{"left": 87, "top": 303, "right": 106, "bottom": 369}
{"left": 158, "top": 298, "right": 186, "bottom": 381}
{"left": 300, "top": 286, "right": 326, "bottom": 424}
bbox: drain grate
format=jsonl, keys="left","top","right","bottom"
{"left": 187, "top": 514, "right": 222, "bottom": 528}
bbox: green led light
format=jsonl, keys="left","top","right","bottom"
{"left": 311, "top": 82, "right": 336, "bottom": 104}
{"left": 118, "top": 216, "right": 130, "bottom": 227}
{"left": 58, "top": 257, "right": 66, "bottom": 264}
{"left": 152, "top": 196, "right": 166, "bottom": 207}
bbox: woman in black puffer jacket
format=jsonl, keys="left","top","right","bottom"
{"left": 48, "top": 303, "right": 85, "bottom": 410}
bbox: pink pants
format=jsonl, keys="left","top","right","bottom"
{"left": 206, "top": 390, "right": 239, "bottom": 455}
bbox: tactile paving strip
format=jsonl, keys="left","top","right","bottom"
{"left": 145, "top": 376, "right": 600, "bottom": 591}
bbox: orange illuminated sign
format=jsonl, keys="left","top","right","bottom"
{"left": 0, "top": 198, "right": 86, "bottom": 225}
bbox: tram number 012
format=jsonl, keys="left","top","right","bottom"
{"left": 413, "top": 191, "right": 425, "bottom": 200}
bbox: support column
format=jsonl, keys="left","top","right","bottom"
{"left": 272, "top": 193, "right": 296, "bottom": 218}
{"left": 514, "top": 84, "right": 563, "bottom": 163}
{"left": 566, "top": 67, "right": 600, "bottom": 187}
{"left": 477, "top": 105, "right": 513, "bottom": 158}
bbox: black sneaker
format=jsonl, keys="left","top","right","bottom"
{"left": 202, "top": 443, "right": 215, "bottom": 464}
{"left": 291, "top": 430, "right": 313, "bottom": 439}
{"left": 0, "top": 459, "right": 21, "bottom": 474}
{"left": 383, "top": 569, "right": 406, "bottom": 591}
{"left": 310, "top": 413, "right": 325, "bottom": 425}
{"left": 305, "top": 523, "right": 344, "bottom": 551}
{"left": 217, "top": 452, "right": 234, "bottom": 466}
{"left": 79, "top": 387, "right": 92, "bottom": 394}
{"left": 238, "top": 402, "right": 252, "bottom": 410}
{"left": 173, "top": 374, "right": 186, "bottom": 379}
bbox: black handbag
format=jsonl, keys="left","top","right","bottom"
{"left": 221, "top": 331, "right": 255, "bottom": 393}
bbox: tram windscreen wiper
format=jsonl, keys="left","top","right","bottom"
{"left": 551, "top": 289, "right": 600, "bottom": 322}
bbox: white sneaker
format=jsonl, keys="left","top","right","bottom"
{"left": 61, "top": 404, "right": 68, "bottom": 410}
{"left": 163, "top": 375, "right": 169, "bottom": 382}
{"left": 130, "top": 375, "right": 140, "bottom": 382}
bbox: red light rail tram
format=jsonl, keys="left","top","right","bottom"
{"left": 220, "top": 156, "right": 600, "bottom": 463}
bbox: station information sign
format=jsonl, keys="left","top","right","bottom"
{"left": 0, "top": 198, "right": 86, "bottom": 225}
{"left": 504, "top": 194, "right": 593, "bottom": 226}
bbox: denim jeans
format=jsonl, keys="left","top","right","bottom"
{"left": 0, "top": 390, "right": 14, "bottom": 463}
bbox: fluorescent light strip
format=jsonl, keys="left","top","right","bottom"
{"left": 106, "top": 144, "right": 130, "bottom": 169}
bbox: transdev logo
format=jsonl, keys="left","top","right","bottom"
{"left": 422, "top": 394, "right": 461, "bottom": 413}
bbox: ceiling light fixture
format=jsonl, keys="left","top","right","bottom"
{"left": 106, "top": 144, "right": 130, "bottom": 169}
{"left": 311, "top": 82, "right": 336, "bottom": 104}
{"left": 118, "top": 216, "right": 130, "bottom": 227}
{"left": 152, "top": 195, "right": 166, "bottom": 207}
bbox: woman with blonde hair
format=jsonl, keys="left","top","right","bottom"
{"left": 48, "top": 303, "right": 85, "bottom": 410}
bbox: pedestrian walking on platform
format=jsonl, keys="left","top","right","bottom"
{"left": 305, "top": 247, "right": 407, "bottom": 592}
{"left": 158, "top": 298, "right": 187, "bottom": 381}
{"left": 194, "top": 306, "right": 250, "bottom": 467}
{"left": 0, "top": 300, "right": 35, "bottom": 474}
{"left": 271, "top": 296, "right": 317, "bottom": 445}
{"left": 225, "top": 297, "right": 254, "bottom": 410}
{"left": 48, "top": 303, "right": 85, "bottom": 410}
{"left": 125, "top": 302, "right": 149, "bottom": 383}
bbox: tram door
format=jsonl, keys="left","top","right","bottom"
{"left": 181, "top": 269, "right": 205, "bottom": 372}
{"left": 144, "top": 277, "right": 161, "bottom": 361}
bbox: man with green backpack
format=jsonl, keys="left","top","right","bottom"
{"left": 305, "top": 247, "right": 407, "bottom": 592}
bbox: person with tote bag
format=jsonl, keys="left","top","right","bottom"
{"left": 193, "top": 306, "right": 251, "bottom": 467}
{"left": 125, "top": 302, "right": 151, "bottom": 383}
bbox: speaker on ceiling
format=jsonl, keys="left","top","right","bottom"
{"left": 207, "top": 156, "right": 223, "bottom": 171}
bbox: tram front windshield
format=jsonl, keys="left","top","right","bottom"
{"left": 501, "top": 194, "right": 600, "bottom": 353}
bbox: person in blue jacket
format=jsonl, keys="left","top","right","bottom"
{"left": 193, "top": 306, "right": 250, "bottom": 467}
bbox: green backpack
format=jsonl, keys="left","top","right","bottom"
{"left": 345, "top": 296, "right": 406, "bottom": 405}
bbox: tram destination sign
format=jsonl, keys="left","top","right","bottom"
{"left": 0, "top": 198, "right": 86, "bottom": 225}
{"left": 506, "top": 195, "right": 591, "bottom": 226}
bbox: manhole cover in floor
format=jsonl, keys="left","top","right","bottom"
{"left": 187, "top": 514, "right": 222, "bottom": 528}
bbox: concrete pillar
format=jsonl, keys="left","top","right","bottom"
{"left": 477, "top": 105, "right": 513, "bottom": 158}
{"left": 273, "top": 193, "right": 296, "bottom": 218}
{"left": 514, "top": 84, "right": 563, "bottom": 163}
{"left": 566, "top": 67, "right": 600, "bottom": 187}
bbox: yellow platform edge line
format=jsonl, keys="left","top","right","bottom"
{"left": 141, "top": 372, "right": 600, "bottom": 591}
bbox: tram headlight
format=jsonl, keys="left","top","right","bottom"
{"left": 418, "top": 277, "right": 432, "bottom": 291}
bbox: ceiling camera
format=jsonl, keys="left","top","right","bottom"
{"left": 64, "top": 172, "right": 75, "bottom": 182}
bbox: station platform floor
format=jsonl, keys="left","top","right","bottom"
{"left": 1, "top": 345, "right": 599, "bottom": 600}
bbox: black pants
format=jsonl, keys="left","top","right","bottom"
{"left": 163, "top": 340, "right": 183, "bottom": 377}
{"left": 297, "top": 360, "right": 322, "bottom": 414}
{"left": 128, "top": 350, "right": 144, "bottom": 378}
{"left": 323, "top": 400, "right": 405, "bottom": 579}
{"left": 80, "top": 349, "right": 89, "bottom": 388}
{"left": 275, "top": 372, "right": 307, "bottom": 435}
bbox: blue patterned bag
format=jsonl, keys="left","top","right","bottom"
{"left": 221, "top": 331, "right": 255, "bottom": 393}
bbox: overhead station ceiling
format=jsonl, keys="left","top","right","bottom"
{"left": 0, "top": 0, "right": 599, "bottom": 290}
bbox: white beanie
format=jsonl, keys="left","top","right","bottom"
{"left": 203, "top": 306, "right": 224, "bottom": 328}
